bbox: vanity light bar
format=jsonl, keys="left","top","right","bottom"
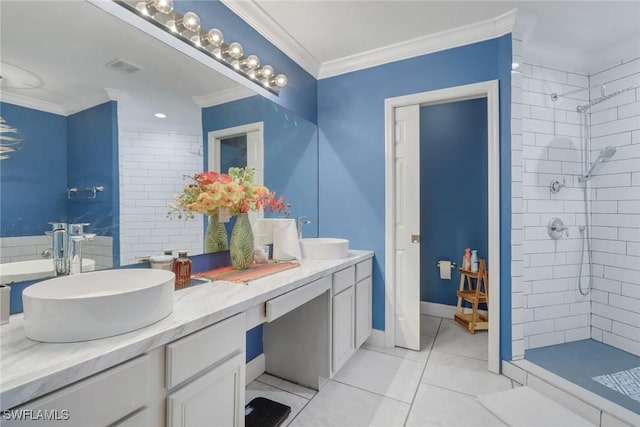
{"left": 120, "top": 0, "right": 287, "bottom": 94}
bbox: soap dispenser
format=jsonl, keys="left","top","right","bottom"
{"left": 174, "top": 250, "right": 192, "bottom": 290}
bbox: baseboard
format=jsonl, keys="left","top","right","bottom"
{"left": 245, "top": 353, "right": 265, "bottom": 385}
{"left": 420, "top": 301, "right": 487, "bottom": 318}
{"left": 420, "top": 301, "right": 456, "bottom": 318}
{"left": 364, "top": 328, "right": 387, "bottom": 347}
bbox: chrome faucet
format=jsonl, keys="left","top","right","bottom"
{"left": 46, "top": 222, "right": 96, "bottom": 275}
{"left": 68, "top": 223, "right": 96, "bottom": 275}
{"left": 48, "top": 222, "right": 69, "bottom": 275}
{"left": 296, "top": 216, "right": 311, "bottom": 240}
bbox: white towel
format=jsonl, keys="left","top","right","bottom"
{"left": 272, "top": 219, "right": 302, "bottom": 261}
{"left": 254, "top": 219, "right": 274, "bottom": 245}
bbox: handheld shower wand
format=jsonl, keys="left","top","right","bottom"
{"left": 580, "top": 146, "right": 617, "bottom": 181}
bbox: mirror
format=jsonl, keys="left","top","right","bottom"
{"left": 0, "top": 0, "right": 318, "bottom": 276}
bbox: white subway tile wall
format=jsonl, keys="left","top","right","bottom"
{"left": 0, "top": 236, "right": 112, "bottom": 271}
{"left": 0, "top": 236, "right": 51, "bottom": 263}
{"left": 119, "top": 129, "right": 204, "bottom": 266}
{"left": 515, "top": 53, "right": 640, "bottom": 357}
{"left": 588, "top": 57, "right": 640, "bottom": 356}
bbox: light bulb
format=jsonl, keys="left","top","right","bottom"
{"left": 261, "top": 65, "right": 274, "bottom": 78}
{"left": 228, "top": 42, "right": 243, "bottom": 59}
{"left": 153, "top": 0, "right": 173, "bottom": 14}
{"left": 204, "top": 28, "right": 224, "bottom": 47}
{"left": 245, "top": 55, "right": 260, "bottom": 70}
{"left": 182, "top": 12, "right": 200, "bottom": 32}
{"left": 275, "top": 74, "right": 287, "bottom": 88}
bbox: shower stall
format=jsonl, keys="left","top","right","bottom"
{"left": 512, "top": 46, "right": 640, "bottom": 418}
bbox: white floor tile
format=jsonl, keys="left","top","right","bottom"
{"left": 421, "top": 314, "right": 442, "bottom": 337}
{"left": 246, "top": 381, "right": 310, "bottom": 426}
{"left": 422, "top": 351, "right": 513, "bottom": 397}
{"left": 257, "top": 373, "right": 317, "bottom": 400}
{"left": 363, "top": 335, "right": 434, "bottom": 362}
{"left": 405, "top": 383, "right": 506, "bottom": 427}
{"left": 332, "top": 348, "right": 424, "bottom": 403}
{"left": 477, "top": 386, "right": 596, "bottom": 427}
{"left": 289, "top": 380, "right": 410, "bottom": 427}
{"left": 432, "top": 318, "right": 489, "bottom": 360}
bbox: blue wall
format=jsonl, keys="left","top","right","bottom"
{"left": 318, "top": 35, "right": 512, "bottom": 360}
{"left": 1, "top": 101, "right": 120, "bottom": 266}
{"left": 202, "top": 96, "right": 319, "bottom": 237}
{"left": 0, "top": 103, "right": 67, "bottom": 236}
{"left": 175, "top": 0, "right": 317, "bottom": 123}
{"left": 420, "top": 99, "right": 488, "bottom": 305}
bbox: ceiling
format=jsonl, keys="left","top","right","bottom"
{"left": 1, "top": 0, "right": 638, "bottom": 129}
{"left": 226, "top": 0, "right": 640, "bottom": 76}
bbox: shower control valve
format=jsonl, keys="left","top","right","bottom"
{"left": 548, "top": 217, "right": 569, "bottom": 239}
{"left": 550, "top": 178, "right": 565, "bottom": 193}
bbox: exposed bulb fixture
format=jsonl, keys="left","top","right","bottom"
{"left": 122, "top": 0, "right": 287, "bottom": 94}
{"left": 226, "top": 42, "right": 244, "bottom": 59}
{"left": 245, "top": 55, "right": 260, "bottom": 70}
{"left": 182, "top": 12, "right": 200, "bottom": 32}
{"left": 136, "top": 0, "right": 173, "bottom": 16}
{"left": 274, "top": 74, "right": 287, "bottom": 88}
{"left": 203, "top": 28, "right": 224, "bottom": 48}
{"left": 260, "top": 65, "right": 274, "bottom": 79}
{"left": 153, "top": 0, "right": 173, "bottom": 14}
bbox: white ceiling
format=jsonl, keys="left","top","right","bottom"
{"left": 227, "top": 0, "right": 640, "bottom": 76}
{"left": 1, "top": 0, "right": 638, "bottom": 130}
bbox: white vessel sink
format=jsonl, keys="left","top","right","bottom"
{"left": 0, "top": 258, "right": 96, "bottom": 285}
{"left": 22, "top": 269, "right": 175, "bottom": 342}
{"left": 300, "top": 238, "right": 350, "bottom": 259}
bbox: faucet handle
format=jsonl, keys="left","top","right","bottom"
{"left": 69, "top": 223, "right": 90, "bottom": 235}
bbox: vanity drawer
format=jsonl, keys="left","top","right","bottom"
{"left": 6, "top": 356, "right": 149, "bottom": 427}
{"left": 165, "top": 313, "right": 244, "bottom": 390}
{"left": 266, "top": 276, "right": 331, "bottom": 322}
{"left": 356, "top": 259, "right": 373, "bottom": 282}
{"left": 333, "top": 266, "right": 355, "bottom": 294}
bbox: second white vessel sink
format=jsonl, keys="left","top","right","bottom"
{"left": 300, "top": 238, "right": 349, "bottom": 259}
{"left": 22, "top": 269, "right": 175, "bottom": 342}
{"left": 0, "top": 258, "right": 96, "bottom": 285}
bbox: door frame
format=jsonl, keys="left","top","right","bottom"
{"left": 384, "top": 80, "right": 500, "bottom": 373}
{"left": 208, "top": 121, "right": 264, "bottom": 186}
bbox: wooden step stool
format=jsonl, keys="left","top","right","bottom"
{"left": 454, "top": 259, "right": 489, "bottom": 334}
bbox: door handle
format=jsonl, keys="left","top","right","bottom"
{"left": 411, "top": 234, "right": 420, "bottom": 243}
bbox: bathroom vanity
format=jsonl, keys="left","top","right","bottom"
{"left": 0, "top": 251, "right": 373, "bottom": 426}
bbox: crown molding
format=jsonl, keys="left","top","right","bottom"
{"left": 192, "top": 85, "right": 255, "bottom": 108}
{"left": 319, "top": 9, "right": 517, "bottom": 79}
{"left": 63, "top": 89, "right": 120, "bottom": 116}
{"left": 0, "top": 92, "right": 66, "bottom": 116}
{"left": 220, "top": 0, "right": 320, "bottom": 77}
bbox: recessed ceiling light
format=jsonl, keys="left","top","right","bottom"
{"left": 512, "top": 62, "right": 520, "bottom": 70}
{"left": 154, "top": 113, "right": 167, "bottom": 119}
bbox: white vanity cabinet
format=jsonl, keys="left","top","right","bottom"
{"left": 3, "top": 356, "right": 150, "bottom": 427}
{"left": 331, "top": 259, "right": 373, "bottom": 374}
{"left": 165, "top": 313, "right": 245, "bottom": 427}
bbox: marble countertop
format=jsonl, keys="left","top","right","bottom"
{"left": 0, "top": 250, "right": 373, "bottom": 410}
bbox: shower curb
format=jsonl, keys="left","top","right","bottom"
{"left": 502, "top": 359, "right": 639, "bottom": 427}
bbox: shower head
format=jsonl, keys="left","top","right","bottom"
{"left": 581, "top": 146, "right": 617, "bottom": 181}
{"left": 577, "top": 87, "right": 634, "bottom": 112}
{"left": 600, "top": 146, "right": 617, "bottom": 161}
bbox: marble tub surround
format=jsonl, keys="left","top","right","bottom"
{"left": 0, "top": 250, "right": 373, "bottom": 410}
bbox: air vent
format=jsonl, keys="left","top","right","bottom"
{"left": 105, "top": 59, "right": 143, "bottom": 74}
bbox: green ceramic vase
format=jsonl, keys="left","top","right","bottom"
{"left": 230, "top": 213, "right": 254, "bottom": 270}
{"left": 204, "top": 213, "right": 228, "bottom": 253}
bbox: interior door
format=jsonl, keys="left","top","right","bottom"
{"left": 393, "top": 105, "right": 420, "bottom": 350}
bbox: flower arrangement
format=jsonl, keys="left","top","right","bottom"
{"left": 169, "top": 167, "right": 287, "bottom": 219}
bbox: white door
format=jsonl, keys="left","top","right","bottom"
{"left": 393, "top": 105, "right": 421, "bottom": 351}
{"left": 209, "top": 122, "right": 264, "bottom": 225}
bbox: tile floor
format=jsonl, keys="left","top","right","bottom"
{"left": 246, "top": 315, "right": 520, "bottom": 426}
